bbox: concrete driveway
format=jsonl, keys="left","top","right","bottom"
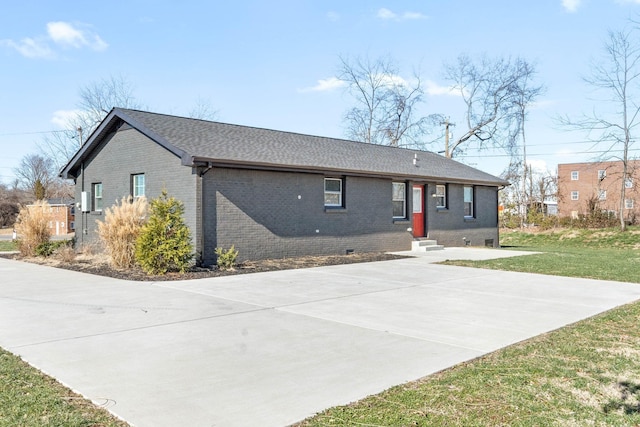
{"left": 1, "top": 249, "right": 639, "bottom": 427}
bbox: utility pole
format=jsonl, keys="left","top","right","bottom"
{"left": 441, "top": 118, "right": 455, "bottom": 158}
{"left": 77, "top": 127, "right": 83, "bottom": 146}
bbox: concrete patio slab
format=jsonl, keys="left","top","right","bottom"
{"left": 0, "top": 248, "right": 639, "bottom": 426}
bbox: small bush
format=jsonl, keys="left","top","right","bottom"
{"left": 215, "top": 245, "right": 238, "bottom": 270}
{"left": 135, "top": 190, "right": 193, "bottom": 275}
{"left": 35, "top": 240, "right": 70, "bottom": 257}
{"left": 14, "top": 201, "right": 51, "bottom": 257}
{"left": 97, "top": 196, "right": 147, "bottom": 269}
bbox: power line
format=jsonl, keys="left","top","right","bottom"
{"left": 0, "top": 129, "right": 68, "bottom": 137}
{"left": 458, "top": 147, "right": 640, "bottom": 159}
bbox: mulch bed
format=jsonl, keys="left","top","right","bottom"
{"left": 0, "top": 252, "right": 409, "bottom": 281}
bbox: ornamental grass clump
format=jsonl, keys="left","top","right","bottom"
{"left": 97, "top": 196, "right": 147, "bottom": 269}
{"left": 14, "top": 200, "right": 51, "bottom": 257}
{"left": 135, "top": 190, "right": 193, "bottom": 275}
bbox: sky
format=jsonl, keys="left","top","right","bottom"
{"left": 2, "top": 0, "right": 640, "bottom": 185}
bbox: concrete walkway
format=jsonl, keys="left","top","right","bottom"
{"left": 0, "top": 248, "right": 639, "bottom": 427}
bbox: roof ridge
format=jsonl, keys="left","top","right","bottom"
{"left": 115, "top": 107, "right": 443, "bottom": 156}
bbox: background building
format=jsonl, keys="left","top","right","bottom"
{"left": 557, "top": 161, "right": 640, "bottom": 222}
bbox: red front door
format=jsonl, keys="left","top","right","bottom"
{"left": 412, "top": 185, "right": 425, "bottom": 237}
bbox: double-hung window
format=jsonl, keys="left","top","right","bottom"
{"left": 463, "top": 186, "right": 474, "bottom": 218}
{"left": 598, "top": 170, "right": 606, "bottom": 180}
{"left": 625, "top": 199, "right": 634, "bottom": 209}
{"left": 626, "top": 178, "right": 634, "bottom": 189}
{"left": 598, "top": 190, "right": 607, "bottom": 200}
{"left": 92, "top": 183, "right": 103, "bottom": 211}
{"left": 435, "top": 184, "right": 447, "bottom": 208}
{"left": 392, "top": 182, "right": 406, "bottom": 218}
{"left": 571, "top": 191, "right": 579, "bottom": 201}
{"left": 571, "top": 171, "right": 579, "bottom": 180}
{"left": 132, "top": 174, "right": 145, "bottom": 198}
{"left": 324, "top": 178, "right": 343, "bottom": 207}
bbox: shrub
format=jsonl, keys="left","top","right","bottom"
{"left": 97, "top": 196, "right": 147, "bottom": 269}
{"left": 14, "top": 200, "right": 51, "bottom": 257}
{"left": 135, "top": 190, "right": 193, "bottom": 275}
{"left": 35, "top": 239, "right": 71, "bottom": 257}
{"left": 215, "top": 245, "right": 239, "bottom": 270}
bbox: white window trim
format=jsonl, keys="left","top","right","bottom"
{"left": 324, "top": 178, "right": 343, "bottom": 207}
{"left": 132, "top": 174, "right": 145, "bottom": 198}
{"left": 463, "top": 186, "right": 474, "bottom": 218}
{"left": 571, "top": 191, "right": 579, "bottom": 201}
{"left": 625, "top": 199, "right": 634, "bottom": 209}
{"left": 435, "top": 184, "right": 447, "bottom": 209}
{"left": 598, "top": 170, "right": 606, "bottom": 180}
{"left": 92, "top": 183, "right": 103, "bottom": 212}
{"left": 392, "top": 182, "right": 406, "bottom": 219}
{"left": 571, "top": 171, "right": 579, "bottom": 180}
{"left": 625, "top": 178, "right": 633, "bottom": 189}
{"left": 599, "top": 190, "right": 607, "bottom": 200}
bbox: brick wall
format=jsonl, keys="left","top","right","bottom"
{"left": 558, "top": 161, "right": 640, "bottom": 220}
{"left": 75, "top": 126, "right": 199, "bottom": 252}
{"left": 26, "top": 204, "right": 74, "bottom": 236}
{"left": 419, "top": 183, "right": 500, "bottom": 247}
{"left": 202, "top": 168, "right": 412, "bottom": 264}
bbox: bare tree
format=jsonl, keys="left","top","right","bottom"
{"left": 39, "top": 75, "right": 143, "bottom": 172}
{"left": 443, "top": 54, "right": 540, "bottom": 158}
{"left": 13, "top": 154, "right": 56, "bottom": 200}
{"left": 188, "top": 97, "right": 220, "bottom": 121}
{"left": 338, "top": 55, "right": 437, "bottom": 148}
{"left": 510, "top": 59, "right": 546, "bottom": 226}
{"left": 559, "top": 27, "right": 640, "bottom": 231}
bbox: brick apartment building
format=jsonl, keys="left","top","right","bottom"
{"left": 557, "top": 160, "right": 640, "bottom": 222}
{"left": 26, "top": 199, "right": 75, "bottom": 236}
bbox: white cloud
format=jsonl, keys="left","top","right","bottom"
{"left": 377, "top": 8, "right": 426, "bottom": 21}
{"left": 47, "top": 21, "right": 108, "bottom": 51}
{"left": 377, "top": 8, "right": 397, "bottom": 20}
{"left": 0, "top": 37, "right": 54, "bottom": 59}
{"left": 1, "top": 21, "right": 107, "bottom": 59}
{"left": 562, "top": 0, "right": 581, "bottom": 12}
{"left": 425, "top": 80, "right": 459, "bottom": 96}
{"left": 51, "top": 109, "right": 83, "bottom": 128}
{"left": 298, "top": 77, "right": 346, "bottom": 93}
{"left": 326, "top": 11, "right": 340, "bottom": 22}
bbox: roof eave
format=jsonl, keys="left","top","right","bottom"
{"left": 188, "top": 156, "right": 509, "bottom": 187}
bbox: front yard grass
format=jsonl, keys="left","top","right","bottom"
{"left": 0, "top": 348, "right": 129, "bottom": 426}
{"left": 441, "top": 227, "right": 640, "bottom": 283}
{"left": 0, "top": 240, "right": 16, "bottom": 252}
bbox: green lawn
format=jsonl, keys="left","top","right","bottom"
{"left": 0, "top": 348, "right": 129, "bottom": 426}
{"left": 442, "top": 227, "right": 640, "bottom": 283}
{"left": 0, "top": 240, "right": 16, "bottom": 252}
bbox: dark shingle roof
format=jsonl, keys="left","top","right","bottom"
{"left": 62, "top": 108, "right": 508, "bottom": 186}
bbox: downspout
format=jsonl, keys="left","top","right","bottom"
{"left": 80, "top": 161, "right": 85, "bottom": 247}
{"left": 197, "top": 162, "right": 213, "bottom": 266}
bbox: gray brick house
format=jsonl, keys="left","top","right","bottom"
{"left": 61, "top": 108, "right": 508, "bottom": 266}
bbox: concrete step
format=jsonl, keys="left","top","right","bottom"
{"left": 411, "top": 239, "right": 444, "bottom": 252}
